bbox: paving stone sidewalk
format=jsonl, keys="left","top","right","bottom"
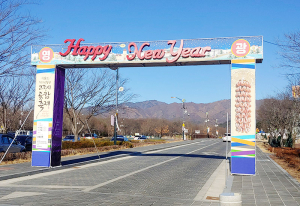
{"left": 0, "top": 140, "right": 193, "bottom": 181}
{"left": 1, "top": 140, "right": 300, "bottom": 206}
{"left": 231, "top": 148, "right": 300, "bottom": 206}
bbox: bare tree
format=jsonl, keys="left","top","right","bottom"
{"left": 139, "top": 119, "right": 156, "bottom": 136}
{"left": 257, "top": 90, "right": 300, "bottom": 147}
{"left": 64, "top": 68, "right": 133, "bottom": 141}
{"left": 154, "top": 119, "right": 170, "bottom": 137}
{"left": 0, "top": 0, "right": 45, "bottom": 76}
{"left": 278, "top": 31, "right": 300, "bottom": 72}
{"left": 0, "top": 75, "right": 34, "bottom": 132}
{"left": 258, "top": 32, "right": 300, "bottom": 147}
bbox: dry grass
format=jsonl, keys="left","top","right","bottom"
{"left": 0, "top": 139, "right": 172, "bottom": 166}
{"left": 257, "top": 141, "right": 300, "bottom": 183}
{"left": 256, "top": 141, "right": 272, "bottom": 154}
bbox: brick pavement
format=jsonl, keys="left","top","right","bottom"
{"left": 0, "top": 140, "right": 299, "bottom": 206}
{"left": 0, "top": 140, "right": 195, "bottom": 181}
{"left": 231, "top": 148, "right": 300, "bottom": 206}
{"left": 0, "top": 139, "right": 223, "bottom": 205}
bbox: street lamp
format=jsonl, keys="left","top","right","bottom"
{"left": 111, "top": 67, "right": 124, "bottom": 145}
{"left": 114, "top": 67, "right": 119, "bottom": 145}
{"left": 171, "top": 96, "right": 187, "bottom": 140}
{"left": 215, "top": 119, "right": 218, "bottom": 137}
{"left": 205, "top": 112, "right": 209, "bottom": 138}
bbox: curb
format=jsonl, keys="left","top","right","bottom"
{"left": 0, "top": 140, "right": 198, "bottom": 181}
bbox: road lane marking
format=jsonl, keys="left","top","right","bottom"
{"left": 2, "top": 185, "right": 88, "bottom": 189}
{"left": 83, "top": 141, "right": 219, "bottom": 192}
{"left": 0, "top": 192, "right": 45, "bottom": 200}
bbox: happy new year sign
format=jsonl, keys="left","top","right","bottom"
{"left": 31, "top": 36, "right": 263, "bottom": 68}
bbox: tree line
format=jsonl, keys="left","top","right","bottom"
{"left": 257, "top": 31, "right": 300, "bottom": 148}
{"left": 62, "top": 115, "right": 228, "bottom": 138}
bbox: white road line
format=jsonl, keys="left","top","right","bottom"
{"left": 0, "top": 141, "right": 204, "bottom": 186}
{"left": 0, "top": 192, "right": 45, "bottom": 200}
{"left": 2, "top": 185, "right": 88, "bottom": 189}
{"left": 83, "top": 141, "right": 219, "bottom": 192}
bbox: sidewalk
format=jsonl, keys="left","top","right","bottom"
{"left": 1, "top": 141, "right": 299, "bottom": 206}
{"left": 229, "top": 148, "right": 300, "bottom": 206}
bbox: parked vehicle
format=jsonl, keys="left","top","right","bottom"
{"left": 111, "top": 135, "right": 129, "bottom": 142}
{"left": 24, "top": 136, "right": 32, "bottom": 151}
{"left": 134, "top": 135, "right": 147, "bottom": 140}
{"left": 63, "top": 135, "right": 80, "bottom": 142}
{"left": 83, "top": 133, "right": 98, "bottom": 139}
{"left": 222, "top": 133, "right": 231, "bottom": 142}
{"left": 15, "top": 130, "right": 32, "bottom": 136}
{"left": 0, "top": 134, "right": 25, "bottom": 153}
{"left": 15, "top": 135, "right": 32, "bottom": 151}
{"left": 16, "top": 135, "right": 30, "bottom": 146}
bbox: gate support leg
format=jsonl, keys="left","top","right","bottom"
{"left": 231, "top": 59, "right": 256, "bottom": 175}
{"left": 32, "top": 65, "right": 65, "bottom": 167}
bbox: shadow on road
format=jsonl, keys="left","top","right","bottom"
{"left": 61, "top": 150, "right": 225, "bottom": 166}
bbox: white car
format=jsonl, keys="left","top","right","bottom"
{"left": 222, "top": 133, "right": 231, "bottom": 142}
{"left": 134, "top": 135, "right": 147, "bottom": 140}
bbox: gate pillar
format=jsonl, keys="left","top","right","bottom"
{"left": 32, "top": 65, "right": 65, "bottom": 167}
{"left": 231, "top": 59, "right": 256, "bottom": 175}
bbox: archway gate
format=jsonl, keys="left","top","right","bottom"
{"left": 31, "top": 36, "right": 263, "bottom": 175}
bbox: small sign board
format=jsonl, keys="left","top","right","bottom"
{"left": 292, "top": 85, "right": 300, "bottom": 98}
{"left": 195, "top": 130, "right": 200, "bottom": 134}
{"left": 111, "top": 115, "right": 114, "bottom": 126}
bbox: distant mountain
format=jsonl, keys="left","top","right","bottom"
{"left": 98, "top": 99, "right": 263, "bottom": 124}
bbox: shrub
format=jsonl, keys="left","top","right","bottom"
{"left": 121, "top": 141, "right": 134, "bottom": 148}
{"left": 285, "top": 133, "right": 293, "bottom": 148}
{"left": 270, "top": 136, "right": 280, "bottom": 147}
{"left": 144, "top": 139, "right": 166, "bottom": 143}
{"left": 62, "top": 139, "right": 114, "bottom": 149}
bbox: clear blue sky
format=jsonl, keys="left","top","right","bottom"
{"left": 27, "top": 0, "right": 300, "bottom": 104}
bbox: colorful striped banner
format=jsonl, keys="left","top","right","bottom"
{"left": 231, "top": 59, "right": 256, "bottom": 175}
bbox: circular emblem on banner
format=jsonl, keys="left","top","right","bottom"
{"left": 231, "top": 39, "right": 250, "bottom": 57}
{"left": 120, "top": 44, "right": 126, "bottom": 48}
{"left": 39, "top": 47, "right": 54, "bottom": 63}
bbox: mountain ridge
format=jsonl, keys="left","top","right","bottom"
{"left": 97, "top": 99, "right": 263, "bottom": 124}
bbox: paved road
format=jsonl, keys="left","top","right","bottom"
{"left": 0, "top": 139, "right": 226, "bottom": 206}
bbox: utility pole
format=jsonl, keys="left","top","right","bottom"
{"left": 171, "top": 97, "right": 187, "bottom": 140}
{"left": 205, "top": 112, "right": 209, "bottom": 138}
{"left": 215, "top": 119, "right": 218, "bottom": 137}
{"left": 113, "top": 68, "right": 119, "bottom": 145}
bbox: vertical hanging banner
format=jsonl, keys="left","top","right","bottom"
{"left": 32, "top": 65, "right": 55, "bottom": 167}
{"left": 32, "top": 62, "right": 65, "bottom": 167}
{"left": 231, "top": 57, "right": 256, "bottom": 175}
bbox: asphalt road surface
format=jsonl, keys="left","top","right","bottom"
{"left": 0, "top": 139, "right": 227, "bottom": 206}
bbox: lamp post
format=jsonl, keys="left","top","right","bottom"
{"left": 215, "top": 119, "right": 218, "bottom": 137}
{"left": 110, "top": 67, "right": 119, "bottom": 145}
{"left": 171, "top": 97, "right": 187, "bottom": 140}
{"left": 111, "top": 68, "right": 124, "bottom": 145}
{"left": 205, "top": 112, "right": 209, "bottom": 138}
